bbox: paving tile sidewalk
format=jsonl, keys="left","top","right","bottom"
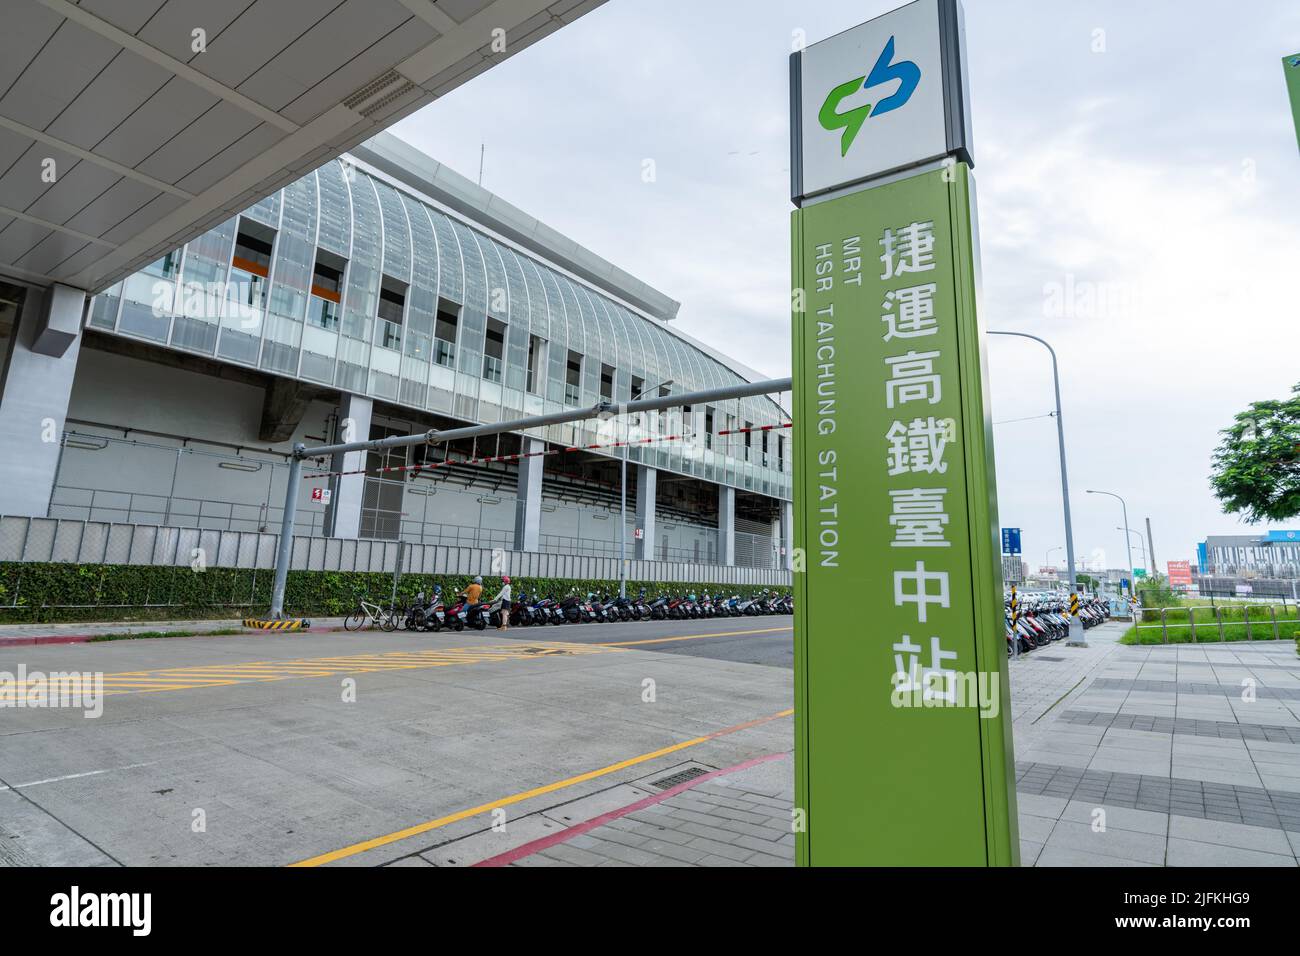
{"left": 420, "top": 620, "right": 1300, "bottom": 867}
{"left": 491, "top": 755, "right": 796, "bottom": 868}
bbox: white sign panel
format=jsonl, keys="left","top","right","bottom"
{"left": 791, "top": 0, "right": 972, "bottom": 202}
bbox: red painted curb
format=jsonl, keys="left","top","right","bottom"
{"left": 0, "top": 635, "right": 94, "bottom": 647}
{"left": 0, "top": 625, "right": 346, "bottom": 647}
{"left": 473, "top": 751, "right": 788, "bottom": 867}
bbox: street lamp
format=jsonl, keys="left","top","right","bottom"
{"left": 1087, "top": 488, "right": 1135, "bottom": 599}
{"left": 620, "top": 379, "right": 672, "bottom": 597}
{"left": 989, "top": 330, "right": 1083, "bottom": 644}
{"left": 1116, "top": 527, "right": 1146, "bottom": 568}
{"left": 1046, "top": 546, "right": 1062, "bottom": 579}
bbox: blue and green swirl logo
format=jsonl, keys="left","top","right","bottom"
{"left": 819, "top": 36, "right": 921, "bottom": 156}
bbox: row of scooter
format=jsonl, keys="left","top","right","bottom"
{"left": 1005, "top": 596, "right": 1110, "bottom": 654}
{"left": 402, "top": 586, "right": 793, "bottom": 632}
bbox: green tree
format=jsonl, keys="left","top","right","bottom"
{"left": 1137, "top": 573, "right": 1180, "bottom": 608}
{"left": 1209, "top": 384, "right": 1300, "bottom": 522}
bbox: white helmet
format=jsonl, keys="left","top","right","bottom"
{"left": 473, "top": 575, "right": 483, "bottom": 584}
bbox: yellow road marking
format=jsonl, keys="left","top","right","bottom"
{"left": 597, "top": 625, "right": 791, "bottom": 648}
{"left": 289, "top": 707, "right": 795, "bottom": 867}
{"left": 0, "top": 641, "right": 620, "bottom": 699}
{"left": 0, "top": 628, "right": 789, "bottom": 702}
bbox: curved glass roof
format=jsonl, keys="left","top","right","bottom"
{"left": 88, "top": 158, "right": 791, "bottom": 501}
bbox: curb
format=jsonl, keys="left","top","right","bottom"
{"left": 473, "top": 751, "right": 788, "bottom": 867}
{"left": 0, "top": 635, "right": 98, "bottom": 647}
{"left": 0, "top": 625, "right": 346, "bottom": 647}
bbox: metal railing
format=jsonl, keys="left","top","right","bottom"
{"left": 51, "top": 485, "right": 326, "bottom": 537}
{"left": 1133, "top": 602, "right": 1299, "bottom": 643}
{"left": 0, "top": 514, "right": 792, "bottom": 617}
{"left": 46, "top": 428, "right": 782, "bottom": 570}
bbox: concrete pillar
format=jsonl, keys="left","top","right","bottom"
{"left": 324, "top": 393, "right": 372, "bottom": 538}
{"left": 513, "top": 437, "right": 544, "bottom": 552}
{"left": 0, "top": 284, "right": 87, "bottom": 516}
{"left": 634, "top": 464, "right": 656, "bottom": 560}
{"left": 719, "top": 485, "right": 736, "bottom": 566}
{"left": 780, "top": 500, "right": 794, "bottom": 570}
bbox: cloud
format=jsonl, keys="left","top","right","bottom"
{"left": 391, "top": 0, "right": 1300, "bottom": 571}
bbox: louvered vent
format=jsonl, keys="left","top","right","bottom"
{"left": 344, "top": 70, "right": 417, "bottom": 116}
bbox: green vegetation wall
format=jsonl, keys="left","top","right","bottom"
{"left": 0, "top": 562, "right": 787, "bottom": 624}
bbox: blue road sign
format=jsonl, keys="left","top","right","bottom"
{"left": 1001, "top": 527, "right": 1021, "bottom": 555}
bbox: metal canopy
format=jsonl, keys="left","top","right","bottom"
{"left": 0, "top": 0, "right": 605, "bottom": 294}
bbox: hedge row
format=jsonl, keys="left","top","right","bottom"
{"left": 0, "top": 562, "right": 787, "bottom": 624}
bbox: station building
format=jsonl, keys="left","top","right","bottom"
{"left": 1197, "top": 531, "right": 1300, "bottom": 579}
{"left": 2, "top": 133, "right": 793, "bottom": 570}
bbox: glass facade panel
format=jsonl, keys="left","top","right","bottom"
{"left": 98, "top": 157, "right": 790, "bottom": 501}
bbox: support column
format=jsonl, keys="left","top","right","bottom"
{"left": 0, "top": 284, "right": 87, "bottom": 517}
{"left": 324, "top": 393, "right": 372, "bottom": 538}
{"left": 634, "top": 464, "right": 656, "bottom": 560}
{"left": 780, "top": 500, "right": 794, "bottom": 570}
{"left": 514, "top": 437, "right": 544, "bottom": 552}
{"left": 719, "top": 484, "right": 736, "bottom": 566}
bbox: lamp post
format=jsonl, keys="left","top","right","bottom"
{"left": 989, "top": 330, "right": 1082, "bottom": 643}
{"left": 1088, "top": 489, "right": 1135, "bottom": 601}
{"left": 620, "top": 379, "right": 672, "bottom": 598}
{"left": 1046, "top": 545, "right": 1062, "bottom": 580}
{"left": 1117, "top": 527, "right": 1146, "bottom": 570}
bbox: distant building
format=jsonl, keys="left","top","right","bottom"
{"left": 1198, "top": 531, "right": 1300, "bottom": 578}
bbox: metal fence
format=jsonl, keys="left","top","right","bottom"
{"left": 1, "top": 514, "right": 792, "bottom": 585}
{"left": 48, "top": 431, "right": 780, "bottom": 567}
{"left": 1133, "top": 602, "right": 1299, "bottom": 643}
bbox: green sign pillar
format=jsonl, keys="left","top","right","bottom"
{"left": 789, "top": 0, "right": 1017, "bottom": 866}
{"left": 1283, "top": 53, "right": 1300, "bottom": 153}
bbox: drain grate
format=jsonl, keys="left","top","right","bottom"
{"left": 649, "top": 767, "right": 710, "bottom": 790}
{"left": 1031, "top": 655, "right": 1066, "bottom": 662}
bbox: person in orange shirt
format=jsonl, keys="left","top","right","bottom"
{"left": 460, "top": 576, "right": 484, "bottom": 606}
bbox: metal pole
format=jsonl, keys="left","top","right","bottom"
{"left": 1145, "top": 516, "right": 1157, "bottom": 578}
{"left": 299, "top": 377, "right": 789, "bottom": 460}
{"left": 1046, "top": 546, "right": 1062, "bottom": 579}
{"left": 620, "top": 438, "right": 628, "bottom": 599}
{"left": 1118, "top": 527, "right": 1146, "bottom": 569}
{"left": 1010, "top": 583, "right": 1018, "bottom": 660}
{"left": 269, "top": 445, "right": 304, "bottom": 619}
{"left": 618, "top": 378, "right": 671, "bottom": 599}
{"left": 391, "top": 540, "right": 403, "bottom": 609}
{"left": 163, "top": 447, "right": 182, "bottom": 526}
{"left": 989, "top": 331, "right": 1081, "bottom": 643}
{"left": 1089, "top": 489, "right": 1135, "bottom": 598}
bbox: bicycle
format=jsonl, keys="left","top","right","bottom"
{"left": 344, "top": 597, "right": 399, "bottom": 632}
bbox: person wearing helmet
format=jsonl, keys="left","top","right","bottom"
{"left": 489, "top": 575, "right": 513, "bottom": 630}
{"left": 459, "top": 575, "right": 484, "bottom": 606}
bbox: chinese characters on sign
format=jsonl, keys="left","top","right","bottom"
{"left": 881, "top": 219, "right": 957, "bottom": 701}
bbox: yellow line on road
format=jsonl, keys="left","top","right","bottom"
{"left": 597, "top": 625, "right": 791, "bottom": 648}
{"left": 289, "top": 707, "right": 795, "bottom": 867}
{"left": 9, "top": 642, "right": 620, "bottom": 698}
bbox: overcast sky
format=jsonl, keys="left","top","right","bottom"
{"left": 391, "top": 0, "right": 1300, "bottom": 575}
